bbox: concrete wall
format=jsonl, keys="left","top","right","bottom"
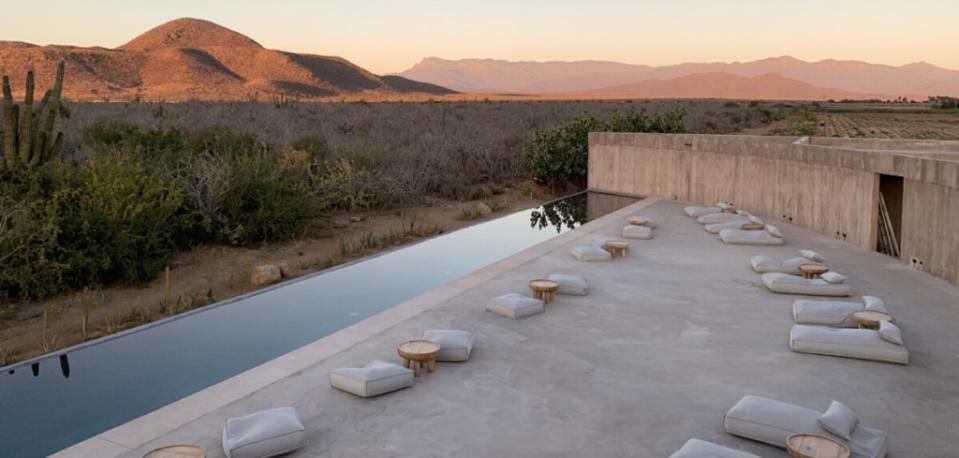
{"left": 588, "top": 133, "right": 959, "bottom": 286}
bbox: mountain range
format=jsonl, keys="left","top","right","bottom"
{"left": 398, "top": 56, "right": 959, "bottom": 100}
{"left": 0, "top": 18, "right": 454, "bottom": 101}
{"left": 2, "top": 18, "right": 957, "bottom": 102}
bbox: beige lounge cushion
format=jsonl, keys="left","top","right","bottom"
{"left": 792, "top": 299, "right": 863, "bottom": 327}
{"left": 422, "top": 329, "right": 475, "bottom": 362}
{"left": 571, "top": 245, "right": 612, "bottom": 262}
{"left": 747, "top": 215, "right": 764, "bottom": 225}
{"left": 819, "top": 400, "right": 860, "bottom": 440}
{"left": 723, "top": 395, "right": 888, "bottom": 458}
{"left": 705, "top": 220, "right": 751, "bottom": 234}
{"left": 668, "top": 438, "right": 760, "bottom": 458}
{"left": 789, "top": 324, "right": 909, "bottom": 364}
{"left": 799, "top": 249, "right": 825, "bottom": 262}
{"left": 821, "top": 271, "right": 848, "bottom": 284}
{"left": 863, "top": 296, "right": 887, "bottom": 313}
{"left": 878, "top": 320, "right": 903, "bottom": 345}
{"left": 622, "top": 225, "right": 653, "bottom": 239}
{"left": 486, "top": 293, "right": 545, "bottom": 319}
{"left": 765, "top": 224, "right": 784, "bottom": 238}
{"left": 699, "top": 212, "right": 748, "bottom": 225}
{"left": 750, "top": 255, "right": 815, "bottom": 274}
{"left": 720, "top": 229, "right": 784, "bottom": 246}
{"left": 222, "top": 407, "right": 307, "bottom": 458}
{"left": 685, "top": 206, "right": 721, "bottom": 217}
{"left": 330, "top": 360, "right": 414, "bottom": 398}
{"left": 762, "top": 273, "right": 851, "bottom": 296}
{"left": 547, "top": 274, "right": 589, "bottom": 296}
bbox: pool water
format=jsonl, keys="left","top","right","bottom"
{"left": 0, "top": 192, "right": 637, "bottom": 457}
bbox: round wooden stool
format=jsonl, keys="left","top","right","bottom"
{"left": 799, "top": 263, "right": 829, "bottom": 279}
{"left": 397, "top": 340, "right": 441, "bottom": 376}
{"left": 786, "top": 433, "right": 850, "bottom": 458}
{"left": 529, "top": 279, "right": 561, "bottom": 304}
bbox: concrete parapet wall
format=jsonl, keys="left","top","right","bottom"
{"left": 588, "top": 132, "right": 959, "bottom": 286}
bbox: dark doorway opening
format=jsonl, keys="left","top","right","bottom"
{"left": 878, "top": 174, "right": 903, "bottom": 257}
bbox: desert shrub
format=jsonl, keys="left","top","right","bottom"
{"left": 313, "top": 158, "right": 380, "bottom": 211}
{"left": 290, "top": 136, "right": 330, "bottom": 161}
{"left": 216, "top": 153, "right": 314, "bottom": 245}
{"left": 49, "top": 157, "right": 183, "bottom": 286}
{"left": 0, "top": 194, "right": 65, "bottom": 302}
{"left": 87, "top": 122, "right": 185, "bottom": 155}
{"left": 188, "top": 127, "right": 265, "bottom": 157}
{"left": 525, "top": 108, "right": 686, "bottom": 182}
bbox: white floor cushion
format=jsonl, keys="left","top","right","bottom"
{"left": 750, "top": 255, "right": 815, "bottom": 274}
{"left": 571, "top": 245, "right": 612, "bottom": 262}
{"left": 622, "top": 225, "right": 653, "bottom": 239}
{"left": 422, "top": 329, "right": 475, "bottom": 362}
{"left": 792, "top": 299, "right": 864, "bottom": 327}
{"left": 223, "top": 407, "right": 307, "bottom": 458}
{"left": 790, "top": 325, "right": 909, "bottom": 365}
{"left": 698, "top": 212, "right": 748, "bottom": 225}
{"left": 720, "top": 229, "right": 784, "bottom": 246}
{"left": 547, "top": 274, "right": 589, "bottom": 296}
{"left": 486, "top": 293, "right": 545, "bottom": 319}
{"left": 724, "top": 395, "right": 888, "bottom": 458}
{"left": 705, "top": 220, "right": 751, "bottom": 234}
{"left": 668, "top": 439, "right": 760, "bottom": 458}
{"left": 329, "top": 360, "right": 414, "bottom": 397}
{"left": 684, "top": 206, "right": 721, "bottom": 217}
{"left": 762, "top": 273, "right": 852, "bottom": 297}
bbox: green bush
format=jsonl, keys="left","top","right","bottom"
{"left": 50, "top": 157, "right": 183, "bottom": 286}
{"left": 290, "top": 136, "right": 330, "bottom": 161}
{"left": 87, "top": 122, "right": 185, "bottom": 155}
{"left": 0, "top": 195, "right": 65, "bottom": 302}
{"left": 217, "top": 153, "right": 314, "bottom": 245}
{"left": 524, "top": 108, "right": 686, "bottom": 182}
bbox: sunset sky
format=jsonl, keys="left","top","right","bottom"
{"left": 6, "top": 0, "right": 958, "bottom": 74}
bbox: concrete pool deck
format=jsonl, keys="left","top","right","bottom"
{"left": 58, "top": 198, "right": 959, "bottom": 457}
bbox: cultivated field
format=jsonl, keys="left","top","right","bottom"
{"left": 764, "top": 102, "right": 959, "bottom": 140}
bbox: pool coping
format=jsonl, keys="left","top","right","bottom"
{"left": 53, "top": 197, "right": 659, "bottom": 457}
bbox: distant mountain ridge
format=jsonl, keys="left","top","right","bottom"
{"left": 581, "top": 72, "right": 875, "bottom": 101}
{"left": 0, "top": 18, "right": 454, "bottom": 101}
{"left": 398, "top": 56, "right": 959, "bottom": 99}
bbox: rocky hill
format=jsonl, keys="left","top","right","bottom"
{"left": 0, "top": 18, "right": 454, "bottom": 101}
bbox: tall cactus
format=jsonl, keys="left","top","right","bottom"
{"left": 0, "top": 61, "right": 65, "bottom": 173}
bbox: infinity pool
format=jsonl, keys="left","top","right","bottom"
{"left": 0, "top": 191, "right": 637, "bottom": 457}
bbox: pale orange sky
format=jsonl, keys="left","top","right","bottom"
{"left": 6, "top": 1, "right": 959, "bottom": 74}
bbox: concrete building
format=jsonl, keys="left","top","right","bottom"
{"left": 588, "top": 133, "right": 959, "bottom": 286}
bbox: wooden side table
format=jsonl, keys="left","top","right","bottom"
{"left": 603, "top": 239, "right": 630, "bottom": 257}
{"left": 851, "top": 310, "right": 892, "bottom": 329}
{"left": 799, "top": 263, "right": 829, "bottom": 279}
{"left": 627, "top": 216, "right": 650, "bottom": 226}
{"left": 397, "top": 340, "right": 441, "bottom": 376}
{"left": 143, "top": 445, "right": 206, "bottom": 458}
{"left": 529, "top": 279, "right": 560, "bottom": 304}
{"left": 786, "top": 433, "right": 850, "bottom": 458}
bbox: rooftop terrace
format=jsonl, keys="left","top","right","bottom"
{"left": 61, "top": 198, "right": 959, "bottom": 457}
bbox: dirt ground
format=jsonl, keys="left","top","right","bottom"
{"left": 0, "top": 184, "right": 555, "bottom": 366}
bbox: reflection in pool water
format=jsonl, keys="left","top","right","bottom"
{"left": 529, "top": 192, "right": 587, "bottom": 233}
{"left": 0, "top": 191, "right": 637, "bottom": 458}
